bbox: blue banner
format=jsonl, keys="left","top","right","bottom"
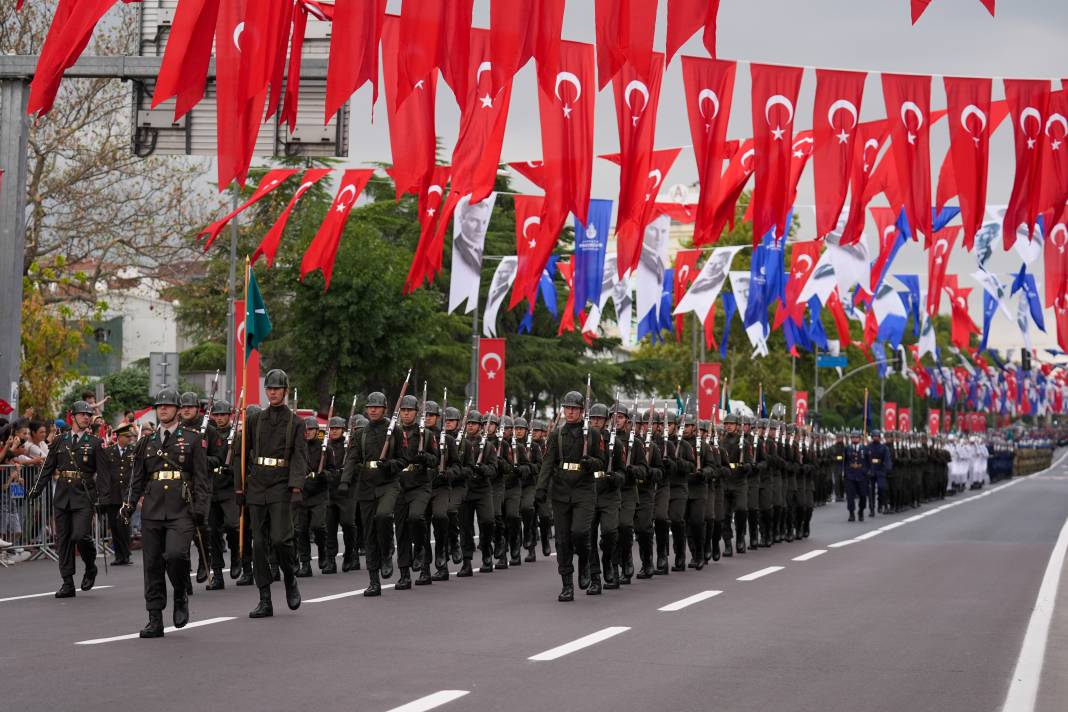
{"left": 573, "top": 199, "right": 612, "bottom": 315}
{"left": 719, "top": 292, "right": 737, "bottom": 359}
{"left": 658, "top": 268, "right": 675, "bottom": 334}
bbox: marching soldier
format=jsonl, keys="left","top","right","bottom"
{"left": 614, "top": 404, "right": 647, "bottom": 585}
{"left": 681, "top": 415, "right": 708, "bottom": 569}
{"left": 844, "top": 430, "right": 870, "bottom": 521}
{"left": 634, "top": 408, "right": 660, "bottom": 579}
{"left": 425, "top": 403, "right": 457, "bottom": 581}
{"left": 720, "top": 413, "right": 748, "bottom": 556}
{"left": 121, "top": 388, "right": 209, "bottom": 638}
{"left": 666, "top": 411, "right": 695, "bottom": 571}
{"left": 484, "top": 413, "right": 509, "bottom": 569}
{"left": 205, "top": 400, "right": 240, "bottom": 589}
{"left": 459, "top": 409, "right": 497, "bottom": 575}
{"left": 799, "top": 427, "right": 815, "bottom": 537}
{"left": 27, "top": 400, "right": 109, "bottom": 597}
{"left": 442, "top": 407, "right": 466, "bottom": 573}
{"left": 234, "top": 403, "right": 261, "bottom": 586}
{"left": 831, "top": 432, "right": 846, "bottom": 503}
{"left": 322, "top": 415, "right": 356, "bottom": 573}
{"left": 294, "top": 417, "right": 329, "bottom": 578}
{"left": 649, "top": 410, "right": 674, "bottom": 575}
{"left": 392, "top": 395, "right": 438, "bottom": 589}
{"left": 587, "top": 403, "right": 621, "bottom": 594}
{"left": 178, "top": 391, "right": 210, "bottom": 586}
{"left": 102, "top": 423, "right": 136, "bottom": 566}
{"left": 535, "top": 390, "right": 606, "bottom": 602}
{"left": 499, "top": 415, "right": 524, "bottom": 567}
{"left": 869, "top": 431, "right": 893, "bottom": 514}
{"left": 531, "top": 419, "right": 554, "bottom": 557}
{"left": 240, "top": 369, "right": 306, "bottom": 617}
{"left": 783, "top": 425, "right": 801, "bottom": 541}
{"left": 515, "top": 416, "right": 539, "bottom": 563}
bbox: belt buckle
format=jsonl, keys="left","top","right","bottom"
{"left": 368, "top": 461, "right": 379, "bottom": 469}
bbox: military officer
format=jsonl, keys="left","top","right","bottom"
{"left": 233, "top": 403, "right": 261, "bottom": 586}
{"left": 535, "top": 390, "right": 606, "bottom": 602}
{"left": 844, "top": 431, "right": 870, "bottom": 521}
{"left": 205, "top": 400, "right": 240, "bottom": 589}
{"left": 649, "top": 410, "right": 674, "bottom": 575}
{"left": 294, "top": 417, "right": 329, "bottom": 578}
{"left": 392, "top": 395, "right": 438, "bottom": 589}
{"left": 831, "top": 432, "right": 846, "bottom": 503}
{"left": 122, "top": 388, "right": 209, "bottom": 637}
{"left": 483, "top": 413, "right": 510, "bottom": 569}
{"left": 632, "top": 408, "right": 658, "bottom": 579}
{"left": 240, "top": 369, "right": 306, "bottom": 616}
{"left": 666, "top": 412, "right": 695, "bottom": 571}
{"left": 178, "top": 391, "right": 210, "bottom": 585}
{"left": 443, "top": 407, "right": 467, "bottom": 571}
{"left": 531, "top": 419, "right": 554, "bottom": 557}
{"left": 102, "top": 423, "right": 136, "bottom": 566}
{"left": 27, "top": 399, "right": 109, "bottom": 597}
{"left": 614, "top": 405, "right": 646, "bottom": 586}
{"left": 499, "top": 415, "right": 524, "bottom": 568}
{"left": 868, "top": 431, "right": 893, "bottom": 514}
{"left": 322, "top": 416, "right": 356, "bottom": 573}
{"left": 681, "top": 415, "right": 708, "bottom": 569}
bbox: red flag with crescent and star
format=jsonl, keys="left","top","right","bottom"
{"left": 945, "top": 280, "right": 979, "bottom": 350}
{"left": 750, "top": 63, "right": 804, "bottom": 246}
{"left": 813, "top": 69, "right": 867, "bottom": 238}
{"left": 697, "top": 362, "right": 721, "bottom": 421}
{"left": 511, "top": 195, "right": 548, "bottom": 308}
{"left": 594, "top": 0, "right": 659, "bottom": 89}
{"left": 151, "top": 0, "right": 220, "bottom": 120}
{"left": 898, "top": 407, "right": 912, "bottom": 432}
{"left": 673, "top": 248, "right": 702, "bottom": 338}
{"left": 382, "top": 15, "right": 438, "bottom": 200}
{"left": 882, "top": 402, "right": 897, "bottom": 432}
{"left": 882, "top": 73, "right": 933, "bottom": 244}
{"left": 215, "top": 0, "right": 266, "bottom": 189}
{"left": 300, "top": 169, "right": 375, "bottom": 290}
{"left": 666, "top": 0, "right": 721, "bottom": 64}
{"left": 199, "top": 169, "right": 298, "bottom": 250}
{"left": 396, "top": 0, "right": 471, "bottom": 108}
{"left": 477, "top": 338, "right": 506, "bottom": 415}
{"left": 325, "top": 0, "right": 386, "bottom": 121}
{"left": 252, "top": 168, "right": 332, "bottom": 268}
{"left": 868, "top": 206, "right": 903, "bottom": 295}
{"left": 404, "top": 165, "right": 453, "bottom": 294}
{"left": 681, "top": 56, "right": 737, "bottom": 247}
{"left": 776, "top": 240, "right": 821, "bottom": 328}
{"left": 942, "top": 77, "right": 996, "bottom": 249}
{"left": 1056, "top": 295, "right": 1068, "bottom": 352}
{"left": 840, "top": 120, "right": 891, "bottom": 246}
{"left": 795, "top": 391, "right": 809, "bottom": 426}
{"left": 1039, "top": 89, "right": 1068, "bottom": 227}
{"left": 926, "top": 225, "right": 962, "bottom": 316}
{"left": 1045, "top": 218, "right": 1068, "bottom": 307}
{"left": 488, "top": 0, "right": 564, "bottom": 96}
{"left": 1003, "top": 79, "right": 1052, "bottom": 245}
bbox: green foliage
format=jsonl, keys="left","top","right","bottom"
{"left": 62, "top": 363, "right": 197, "bottom": 422}
{"left": 179, "top": 342, "right": 227, "bottom": 372}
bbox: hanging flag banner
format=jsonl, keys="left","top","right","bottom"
{"left": 449, "top": 193, "right": 497, "bottom": 314}
{"left": 234, "top": 299, "right": 261, "bottom": 406}
{"left": 574, "top": 198, "right": 613, "bottom": 314}
{"left": 636, "top": 214, "right": 671, "bottom": 328}
{"left": 483, "top": 257, "right": 518, "bottom": 338}
{"left": 673, "top": 245, "right": 745, "bottom": 321}
{"left": 882, "top": 401, "right": 898, "bottom": 431}
{"left": 795, "top": 390, "right": 809, "bottom": 426}
{"left": 477, "top": 337, "right": 506, "bottom": 415}
{"left": 729, "top": 270, "right": 769, "bottom": 356}
{"left": 898, "top": 407, "right": 912, "bottom": 432}
{"left": 928, "top": 409, "right": 941, "bottom": 436}
{"left": 697, "top": 362, "right": 722, "bottom": 420}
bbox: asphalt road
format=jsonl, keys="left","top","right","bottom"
{"left": 3, "top": 454, "right": 1068, "bottom": 712}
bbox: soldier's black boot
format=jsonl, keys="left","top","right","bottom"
{"left": 735, "top": 511, "right": 747, "bottom": 554}
{"left": 195, "top": 536, "right": 208, "bottom": 583}
{"left": 207, "top": 569, "right": 225, "bottom": 590}
{"left": 364, "top": 570, "right": 382, "bottom": 597}
{"left": 748, "top": 510, "right": 761, "bottom": 550}
{"left": 704, "top": 521, "right": 714, "bottom": 562}
{"left": 804, "top": 508, "right": 813, "bottom": 537}
{"left": 558, "top": 574, "right": 575, "bottom": 602}
{"left": 773, "top": 506, "right": 785, "bottom": 542}
{"left": 295, "top": 560, "right": 312, "bottom": 578}
{"left": 249, "top": 587, "right": 274, "bottom": 618}
{"left": 55, "top": 578, "right": 76, "bottom": 598}
{"left": 761, "top": 511, "right": 773, "bottom": 547}
{"left": 140, "top": 610, "right": 164, "bottom": 638}
{"left": 654, "top": 520, "right": 670, "bottom": 574}
{"left": 479, "top": 551, "right": 494, "bottom": 574}
{"left": 236, "top": 564, "right": 254, "bottom": 586}
{"left": 381, "top": 556, "right": 394, "bottom": 580}
{"left": 587, "top": 574, "right": 602, "bottom": 595}
{"left": 578, "top": 556, "right": 591, "bottom": 590}
{"left": 636, "top": 532, "right": 655, "bottom": 578}
{"left": 848, "top": 510, "right": 855, "bottom": 522}
{"left": 671, "top": 523, "right": 686, "bottom": 571}
{"left": 173, "top": 589, "right": 189, "bottom": 628}
{"left": 283, "top": 572, "right": 301, "bottom": 610}
{"left": 396, "top": 567, "right": 412, "bottom": 590}
{"left": 711, "top": 520, "right": 722, "bottom": 562}
{"left": 270, "top": 562, "right": 281, "bottom": 582}
{"left": 449, "top": 513, "right": 463, "bottom": 564}
{"left": 431, "top": 560, "right": 449, "bottom": 581}
{"left": 322, "top": 555, "right": 338, "bottom": 574}
{"left": 858, "top": 508, "right": 864, "bottom": 522}
{"left": 81, "top": 562, "right": 98, "bottom": 591}
{"left": 316, "top": 533, "right": 326, "bottom": 570}
{"left": 458, "top": 559, "right": 474, "bottom": 577}
{"left": 687, "top": 536, "right": 699, "bottom": 568}
{"left": 415, "top": 562, "right": 432, "bottom": 586}
{"left": 341, "top": 549, "right": 357, "bottom": 572}
{"left": 229, "top": 535, "right": 241, "bottom": 579}
{"left": 722, "top": 524, "right": 734, "bottom": 557}
{"left": 540, "top": 519, "right": 553, "bottom": 556}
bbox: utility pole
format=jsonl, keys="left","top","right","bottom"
{"left": 469, "top": 296, "right": 480, "bottom": 404}
{"left": 0, "top": 78, "right": 28, "bottom": 413}
{"left": 225, "top": 190, "right": 239, "bottom": 402}
{"left": 813, "top": 348, "right": 820, "bottom": 416}
{"left": 790, "top": 355, "right": 797, "bottom": 417}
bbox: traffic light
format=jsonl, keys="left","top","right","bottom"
{"left": 1021, "top": 348, "right": 1032, "bottom": 371}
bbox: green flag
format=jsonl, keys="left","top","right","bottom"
{"left": 246, "top": 268, "right": 272, "bottom": 358}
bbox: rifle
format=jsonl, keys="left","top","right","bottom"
{"left": 200, "top": 369, "right": 220, "bottom": 436}
{"left": 582, "top": 373, "right": 592, "bottom": 457}
{"left": 644, "top": 401, "right": 654, "bottom": 466}
{"left": 417, "top": 381, "right": 428, "bottom": 453}
{"left": 607, "top": 392, "right": 619, "bottom": 472}
{"left": 660, "top": 402, "right": 668, "bottom": 459}
{"left": 379, "top": 368, "right": 413, "bottom": 460}
{"left": 318, "top": 395, "right": 335, "bottom": 474}
{"left": 224, "top": 387, "right": 244, "bottom": 468}
{"left": 508, "top": 404, "right": 517, "bottom": 465}
{"left": 438, "top": 388, "right": 449, "bottom": 475}
{"left": 456, "top": 398, "right": 473, "bottom": 465}
{"left": 476, "top": 407, "right": 493, "bottom": 465}
{"left": 342, "top": 394, "right": 358, "bottom": 465}
{"left": 526, "top": 403, "right": 536, "bottom": 449}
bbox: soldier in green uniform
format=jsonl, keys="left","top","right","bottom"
{"left": 102, "top": 423, "right": 136, "bottom": 566}
{"left": 233, "top": 403, "right": 261, "bottom": 586}
{"left": 459, "top": 409, "right": 498, "bottom": 575}
{"left": 392, "top": 395, "right": 438, "bottom": 589}
{"left": 205, "top": 400, "right": 240, "bottom": 589}
{"left": 425, "top": 403, "right": 457, "bottom": 581}
{"left": 587, "top": 403, "right": 621, "bottom": 594}
{"left": 631, "top": 408, "right": 657, "bottom": 579}
{"left": 240, "top": 369, "right": 306, "bottom": 617}
{"left": 720, "top": 413, "right": 749, "bottom": 555}
{"left": 756, "top": 419, "right": 775, "bottom": 547}
{"left": 28, "top": 400, "right": 109, "bottom": 597}
{"left": 293, "top": 417, "right": 328, "bottom": 578}
{"left": 767, "top": 420, "right": 786, "bottom": 543}
{"left": 499, "top": 415, "right": 524, "bottom": 567}
{"left": 703, "top": 421, "right": 727, "bottom": 561}
{"left": 121, "top": 388, "right": 209, "bottom": 637}
{"left": 536, "top": 390, "right": 606, "bottom": 602}
{"left": 178, "top": 391, "right": 210, "bottom": 586}
{"left": 681, "top": 415, "right": 708, "bottom": 569}
{"left": 322, "top": 415, "right": 356, "bottom": 573}
{"left": 649, "top": 410, "right": 674, "bottom": 575}
{"left": 667, "top": 412, "right": 695, "bottom": 570}
{"left": 530, "top": 419, "right": 553, "bottom": 558}
{"left": 443, "top": 408, "right": 467, "bottom": 570}
{"left": 515, "top": 416, "right": 539, "bottom": 563}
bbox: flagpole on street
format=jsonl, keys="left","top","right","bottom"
{"left": 238, "top": 256, "right": 250, "bottom": 561}
{"left": 225, "top": 189, "right": 240, "bottom": 402}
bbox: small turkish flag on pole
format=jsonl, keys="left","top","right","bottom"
{"left": 882, "top": 402, "right": 897, "bottom": 432}
{"left": 928, "top": 409, "right": 941, "bottom": 437}
{"left": 477, "top": 338, "right": 506, "bottom": 415}
{"left": 898, "top": 407, "right": 912, "bottom": 432}
{"left": 697, "top": 363, "right": 721, "bottom": 420}
{"left": 795, "top": 391, "right": 809, "bottom": 426}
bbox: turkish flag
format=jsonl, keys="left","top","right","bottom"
{"left": 826, "top": 290, "right": 853, "bottom": 347}
{"left": 946, "top": 282, "right": 979, "bottom": 350}
{"left": 681, "top": 56, "right": 737, "bottom": 247}
{"left": 795, "top": 391, "right": 809, "bottom": 426}
{"left": 477, "top": 338, "right": 507, "bottom": 415}
{"left": 1004, "top": 79, "right": 1052, "bottom": 244}
{"left": 396, "top": 0, "right": 472, "bottom": 109}
{"left": 404, "top": 165, "right": 453, "bottom": 294}
{"left": 252, "top": 168, "right": 332, "bottom": 268}
{"left": 215, "top": 0, "right": 266, "bottom": 189}
{"left": 512, "top": 195, "right": 548, "bottom": 307}
{"left": 152, "top": 0, "right": 220, "bottom": 120}
{"left": 898, "top": 407, "right": 912, "bottom": 432}
{"left": 325, "top": 0, "right": 386, "bottom": 121}
{"left": 1057, "top": 296, "right": 1068, "bottom": 354}
{"left": 709, "top": 139, "right": 755, "bottom": 243}
{"left": 238, "top": 0, "right": 291, "bottom": 110}
{"left": 666, "top": 0, "right": 721, "bottom": 63}
{"left": 674, "top": 248, "right": 702, "bottom": 337}
{"left": 926, "top": 226, "right": 961, "bottom": 316}
{"left": 1046, "top": 219, "right": 1068, "bottom": 307}
{"left": 594, "top": 0, "right": 659, "bottom": 90}
{"left": 882, "top": 73, "right": 933, "bottom": 244}
{"left": 300, "top": 169, "right": 375, "bottom": 290}
{"left": 776, "top": 240, "right": 821, "bottom": 327}
{"left": 840, "top": 120, "right": 891, "bottom": 245}
{"left": 489, "top": 0, "right": 565, "bottom": 96}
{"left": 927, "top": 409, "right": 940, "bottom": 436}
{"left": 281, "top": 4, "right": 313, "bottom": 129}
{"left": 1040, "top": 89, "right": 1068, "bottom": 226}
{"left": 869, "top": 206, "right": 902, "bottom": 293}
{"left": 697, "top": 362, "right": 722, "bottom": 420}
{"left": 612, "top": 52, "right": 666, "bottom": 273}
{"left": 943, "top": 77, "right": 996, "bottom": 249}
{"left": 537, "top": 40, "right": 596, "bottom": 224}
{"left": 382, "top": 15, "right": 438, "bottom": 199}
{"left": 786, "top": 131, "right": 815, "bottom": 209}
{"left": 813, "top": 69, "right": 867, "bottom": 238}
{"left": 882, "top": 402, "right": 897, "bottom": 432}
{"left": 234, "top": 299, "right": 261, "bottom": 406}
{"left": 751, "top": 63, "right": 804, "bottom": 246}
{"left": 199, "top": 169, "right": 298, "bottom": 250}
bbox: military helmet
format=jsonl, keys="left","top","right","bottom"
{"left": 179, "top": 391, "right": 200, "bottom": 408}
{"left": 870, "top": 429, "right": 881, "bottom": 438}
{"left": 666, "top": 411, "right": 678, "bottom": 425}
{"left": 153, "top": 389, "right": 179, "bottom": 408}
{"left": 682, "top": 413, "right": 697, "bottom": 426}
{"left": 353, "top": 415, "right": 369, "bottom": 429}
{"left": 486, "top": 412, "right": 500, "bottom": 425}
{"left": 699, "top": 419, "right": 711, "bottom": 431}
{"left": 211, "top": 400, "right": 233, "bottom": 415}
{"left": 304, "top": 416, "right": 319, "bottom": 429}
{"left": 561, "top": 391, "right": 584, "bottom": 408}
{"left": 366, "top": 392, "right": 387, "bottom": 408}
{"left": 246, "top": 404, "right": 263, "bottom": 416}
{"left": 424, "top": 400, "right": 440, "bottom": 416}
{"left": 264, "top": 369, "right": 289, "bottom": 389}
{"left": 589, "top": 403, "right": 609, "bottom": 419}
{"left": 742, "top": 415, "right": 755, "bottom": 426}
{"left": 501, "top": 416, "right": 513, "bottom": 429}
{"left": 328, "top": 416, "right": 346, "bottom": 428}
{"left": 609, "top": 403, "right": 629, "bottom": 419}
{"left": 466, "top": 409, "right": 483, "bottom": 424}
{"left": 532, "top": 418, "right": 548, "bottom": 431}
{"left": 514, "top": 416, "right": 529, "bottom": 429}
{"left": 648, "top": 409, "right": 662, "bottom": 424}
{"left": 399, "top": 394, "right": 419, "bottom": 410}
{"left": 723, "top": 413, "right": 741, "bottom": 425}
{"left": 756, "top": 418, "right": 769, "bottom": 428}
{"left": 444, "top": 407, "right": 461, "bottom": 421}
{"left": 71, "top": 399, "right": 94, "bottom": 415}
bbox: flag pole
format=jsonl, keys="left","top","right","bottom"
{"left": 239, "top": 256, "right": 250, "bottom": 560}
{"left": 863, "top": 387, "right": 869, "bottom": 437}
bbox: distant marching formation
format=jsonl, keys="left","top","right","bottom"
{"left": 29, "top": 368, "right": 964, "bottom": 637}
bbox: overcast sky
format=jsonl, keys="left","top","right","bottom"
{"left": 338, "top": 0, "right": 1068, "bottom": 352}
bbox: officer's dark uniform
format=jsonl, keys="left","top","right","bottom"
{"left": 535, "top": 391, "right": 606, "bottom": 602}
{"left": 667, "top": 416, "right": 696, "bottom": 570}
{"left": 204, "top": 401, "right": 240, "bottom": 589}
{"left": 444, "top": 411, "right": 467, "bottom": 567}
{"left": 868, "top": 433, "right": 892, "bottom": 514}
{"left": 459, "top": 410, "right": 498, "bottom": 574}
{"left": 241, "top": 370, "right": 306, "bottom": 615}
{"left": 744, "top": 419, "right": 764, "bottom": 549}
{"left": 28, "top": 400, "right": 109, "bottom": 597}
{"left": 178, "top": 391, "right": 211, "bottom": 586}
{"left": 631, "top": 413, "right": 657, "bottom": 579}
{"left": 831, "top": 436, "right": 846, "bottom": 502}
{"left": 392, "top": 398, "right": 438, "bottom": 589}
{"left": 515, "top": 417, "right": 539, "bottom": 563}
{"left": 497, "top": 417, "right": 523, "bottom": 568}
{"left": 528, "top": 421, "right": 551, "bottom": 558}
{"left": 650, "top": 412, "right": 674, "bottom": 574}
{"left": 615, "top": 407, "right": 646, "bottom": 585}
{"left": 102, "top": 425, "right": 136, "bottom": 566}
{"left": 323, "top": 416, "right": 357, "bottom": 573}
{"left": 294, "top": 417, "right": 329, "bottom": 578}
{"left": 125, "top": 389, "right": 209, "bottom": 637}
{"left": 681, "top": 417, "right": 709, "bottom": 568}
{"left": 844, "top": 435, "right": 870, "bottom": 520}
{"left": 425, "top": 404, "right": 458, "bottom": 581}
{"left": 587, "top": 405, "right": 622, "bottom": 593}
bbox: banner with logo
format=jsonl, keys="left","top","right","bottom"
{"left": 477, "top": 337, "right": 506, "bottom": 415}
{"left": 697, "top": 362, "right": 721, "bottom": 421}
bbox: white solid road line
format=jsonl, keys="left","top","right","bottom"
{"left": 528, "top": 626, "right": 631, "bottom": 661}
{"left": 306, "top": 584, "right": 397, "bottom": 603}
{"left": 792, "top": 549, "right": 827, "bottom": 562}
{"left": 737, "top": 566, "right": 784, "bottom": 582}
{"left": 828, "top": 539, "right": 857, "bottom": 548}
{"left": 658, "top": 590, "right": 723, "bottom": 612}
{"left": 1001, "top": 488, "right": 1068, "bottom": 710}
{"left": 854, "top": 530, "right": 882, "bottom": 541}
{"left": 1, "top": 585, "right": 114, "bottom": 603}
{"left": 385, "top": 690, "right": 470, "bottom": 712}
{"left": 75, "top": 616, "right": 236, "bottom": 645}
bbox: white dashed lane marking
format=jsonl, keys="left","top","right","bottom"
{"left": 658, "top": 590, "right": 723, "bottom": 612}
{"left": 737, "top": 566, "right": 784, "bottom": 582}
{"left": 529, "top": 626, "right": 631, "bottom": 661}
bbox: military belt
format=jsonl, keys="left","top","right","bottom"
{"left": 835, "top": 455, "right": 843, "bottom": 461}
{"left": 366, "top": 460, "right": 381, "bottom": 469}
{"left": 255, "top": 457, "right": 287, "bottom": 467}
{"left": 151, "top": 471, "right": 182, "bottom": 481}
{"left": 55, "top": 470, "right": 87, "bottom": 480}
{"left": 213, "top": 466, "right": 226, "bottom": 475}
{"left": 593, "top": 471, "right": 607, "bottom": 479}
{"left": 871, "top": 458, "right": 881, "bottom": 464}
{"left": 403, "top": 464, "right": 418, "bottom": 472}
{"left": 561, "top": 462, "right": 581, "bottom": 471}
{"left": 728, "top": 463, "right": 737, "bottom": 469}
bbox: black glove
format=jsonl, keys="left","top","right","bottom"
{"left": 336, "top": 482, "right": 350, "bottom": 495}
{"left": 235, "top": 491, "right": 246, "bottom": 508}
{"left": 291, "top": 490, "right": 303, "bottom": 504}
{"left": 535, "top": 489, "right": 547, "bottom": 505}
{"left": 432, "top": 472, "right": 448, "bottom": 488}
{"left": 479, "top": 464, "right": 496, "bottom": 479}
{"left": 28, "top": 483, "right": 43, "bottom": 501}
{"left": 194, "top": 512, "right": 206, "bottom": 527}
{"left": 581, "top": 456, "right": 599, "bottom": 472}
{"left": 626, "top": 465, "right": 643, "bottom": 479}
{"left": 421, "top": 452, "right": 437, "bottom": 468}
{"left": 221, "top": 464, "right": 233, "bottom": 479}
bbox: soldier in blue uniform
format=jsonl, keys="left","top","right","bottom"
{"left": 868, "top": 431, "right": 893, "bottom": 514}
{"left": 844, "top": 431, "right": 870, "bottom": 522}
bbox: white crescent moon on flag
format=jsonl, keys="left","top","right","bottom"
{"left": 933, "top": 238, "right": 949, "bottom": 258}
{"left": 741, "top": 148, "right": 756, "bottom": 171}
{"left": 960, "top": 104, "right": 987, "bottom": 135}
{"left": 233, "top": 22, "right": 245, "bottom": 51}
{"left": 554, "top": 72, "right": 582, "bottom": 102}
{"left": 236, "top": 320, "right": 246, "bottom": 348}
{"left": 480, "top": 352, "right": 502, "bottom": 372}
{"left": 427, "top": 184, "right": 443, "bottom": 198}
{"left": 678, "top": 265, "right": 691, "bottom": 281}
{"left": 337, "top": 184, "right": 358, "bottom": 206}
{"left": 827, "top": 99, "right": 858, "bottom": 129}
{"left": 1046, "top": 113, "right": 1068, "bottom": 137}
{"left": 1020, "top": 107, "right": 1042, "bottom": 135}
{"left": 1051, "top": 224, "right": 1068, "bottom": 248}
{"left": 295, "top": 181, "right": 315, "bottom": 198}
{"left": 698, "top": 88, "right": 720, "bottom": 119}
{"left": 700, "top": 374, "right": 719, "bottom": 391}
{"left": 900, "top": 101, "right": 924, "bottom": 131}
{"left": 883, "top": 225, "right": 897, "bottom": 241}
{"left": 792, "top": 135, "right": 814, "bottom": 153}
{"left": 795, "top": 254, "right": 814, "bottom": 273}
{"left": 764, "top": 94, "right": 795, "bottom": 125}
{"left": 864, "top": 138, "right": 880, "bottom": 154}
{"left": 647, "top": 169, "right": 664, "bottom": 189}
{"left": 624, "top": 80, "right": 650, "bottom": 112}
{"left": 476, "top": 61, "right": 492, "bottom": 85}
{"left": 522, "top": 215, "right": 541, "bottom": 239}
